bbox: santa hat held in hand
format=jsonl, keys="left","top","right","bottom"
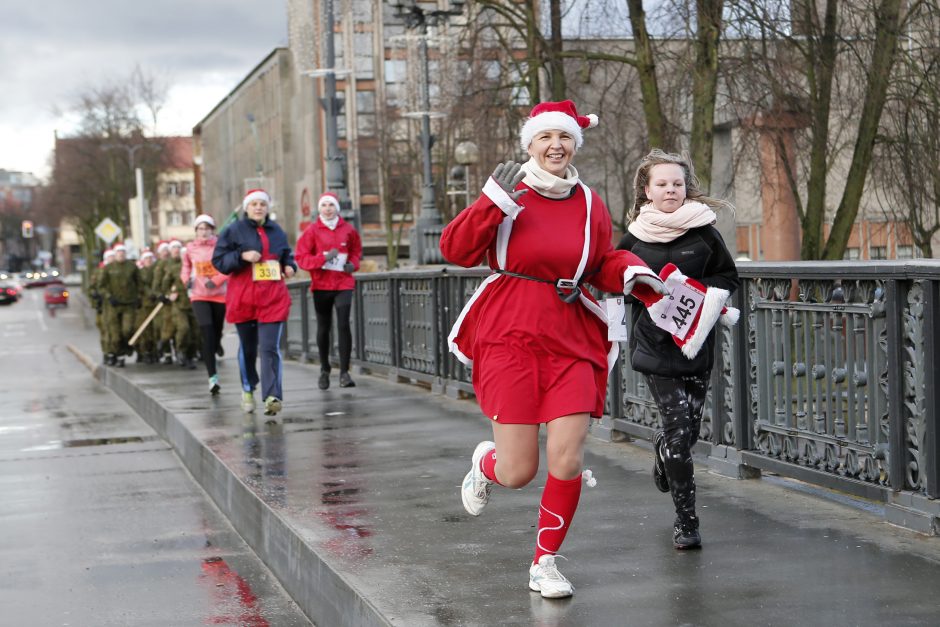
{"left": 646, "top": 263, "right": 739, "bottom": 359}
{"left": 519, "top": 100, "right": 599, "bottom": 151}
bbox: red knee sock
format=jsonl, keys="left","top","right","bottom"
{"left": 479, "top": 448, "right": 502, "bottom": 485}
{"left": 534, "top": 472, "right": 582, "bottom": 564}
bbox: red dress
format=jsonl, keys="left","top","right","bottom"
{"left": 441, "top": 179, "right": 658, "bottom": 424}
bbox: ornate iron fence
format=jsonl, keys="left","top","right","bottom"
{"left": 284, "top": 261, "right": 940, "bottom": 533}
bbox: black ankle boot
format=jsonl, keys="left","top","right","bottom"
{"left": 339, "top": 371, "right": 356, "bottom": 388}
{"left": 673, "top": 516, "right": 701, "bottom": 550}
{"left": 318, "top": 370, "right": 330, "bottom": 390}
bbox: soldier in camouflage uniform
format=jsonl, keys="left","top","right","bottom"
{"left": 161, "top": 240, "right": 198, "bottom": 369}
{"left": 151, "top": 241, "right": 175, "bottom": 363}
{"left": 89, "top": 249, "right": 115, "bottom": 362}
{"left": 134, "top": 249, "right": 159, "bottom": 363}
{"left": 99, "top": 243, "right": 141, "bottom": 366}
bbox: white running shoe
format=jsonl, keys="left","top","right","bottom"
{"left": 461, "top": 440, "right": 495, "bottom": 516}
{"left": 528, "top": 555, "right": 574, "bottom": 598}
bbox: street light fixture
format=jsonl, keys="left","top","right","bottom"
{"left": 388, "top": 0, "right": 466, "bottom": 264}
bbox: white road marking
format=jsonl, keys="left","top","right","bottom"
{"left": 36, "top": 310, "right": 48, "bottom": 332}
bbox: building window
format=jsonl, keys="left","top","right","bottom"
{"left": 166, "top": 182, "right": 179, "bottom": 196}
{"left": 897, "top": 245, "right": 914, "bottom": 259}
{"left": 182, "top": 211, "right": 194, "bottom": 225}
{"left": 180, "top": 181, "right": 192, "bottom": 196}
{"left": 168, "top": 211, "right": 182, "bottom": 226}
{"left": 870, "top": 246, "right": 888, "bottom": 260}
{"left": 843, "top": 248, "right": 860, "bottom": 260}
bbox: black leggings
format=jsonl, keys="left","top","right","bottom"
{"left": 191, "top": 300, "right": 225, "bottom": 377}
{"left": 646, "top": 373, "right": 709, "bottom": 526}
{"left": 312, "top": 289, "right": 353, "bottom": 372}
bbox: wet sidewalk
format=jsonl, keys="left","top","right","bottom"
{"left": 76, "top": 340, "right": 940, "bottom": 626}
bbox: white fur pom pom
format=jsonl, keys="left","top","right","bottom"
{"left": 586, "top": 113, "right": 599, "bottom": 128}
{"left": 721, "top": 306, "right": 740, "bottom": 326}
{"left": 582, "top": 469, "right": 597, "bottom": 487}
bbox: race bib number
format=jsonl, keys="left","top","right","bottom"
{"left": 605, "top": 296, "right": 629, "bottom": 342}
{"left": 194, "top": 260, "right": 214, "bottom": 277}
{"left": 652, "top": 281, "right": 705, "bottom": 340}
{"left": 323, "top": 252, "right": 348, "bottom": 273}
{"left": 252, "top": 260, "right": 282, "bottom": 281}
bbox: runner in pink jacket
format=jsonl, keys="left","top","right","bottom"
{"left": 181, "top": 214, "right": 228, "bottom": 395}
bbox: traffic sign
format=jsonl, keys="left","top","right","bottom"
{"left": 95, "top": 218, "right": 122, "bottom": 244}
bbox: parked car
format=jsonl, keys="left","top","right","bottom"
{"left": 44, "top": 284, "right": 69, "bottom": 308}
{"left": 0, "top": 281, "right": 19, "bottom": 305}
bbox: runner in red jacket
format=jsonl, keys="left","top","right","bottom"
{"left": 295, "top": 192, "right": 363, "bottom": 389}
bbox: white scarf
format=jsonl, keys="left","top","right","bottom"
{"left": 520, "top": 158, "right": 580, "bottom": 199}
{"left": 319, "top": 214, "right": 339, "bottom": 230}
{"left": 627, "top": 201, "right": 717, "bottom": 243}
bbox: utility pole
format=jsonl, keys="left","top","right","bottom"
{"left": 391, "top": 0, "right": 465, "bottom": 264}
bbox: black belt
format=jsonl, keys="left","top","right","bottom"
{"left": 493, "top": 268, "right": 597, "bottom": 304}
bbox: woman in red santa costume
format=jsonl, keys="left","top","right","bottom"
{"left": 617, "top": 149, "right": 740, "bottom": 550}
{"left": 441, "top": 100, "right": 667, "bottom": 598}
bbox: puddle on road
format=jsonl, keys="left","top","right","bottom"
{"left": 20, "top": 434, "right": 161, "bottom": 451}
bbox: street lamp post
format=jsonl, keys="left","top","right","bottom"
{"left": 389, "top": 0, "right": 465, "bottom": 264}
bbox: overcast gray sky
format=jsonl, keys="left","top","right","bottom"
{"left": 0, "top": 0, "right": 287, "bottom": 180}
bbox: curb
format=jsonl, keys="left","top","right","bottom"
{"left": 67, "top": 343, "right": 391, "bottom": 627}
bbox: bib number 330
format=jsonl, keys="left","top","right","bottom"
{"left": 252, "top": 260, "right": 282, "bottom": 281}
{"left": 653, "top": 282, "right": 705, "bottom": 340}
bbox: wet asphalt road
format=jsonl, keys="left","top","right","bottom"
{"left": 0, "top": 288, "right": 311, "bottom": 626}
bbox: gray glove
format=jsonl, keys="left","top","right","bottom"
{"left": 205, "top": 279, "right": 216, "bottom": 289}
{"left": 324, "top": 248, "right": 339, "bottom": 261}
{"left": 625, "top": 273, "right": 669, "bottom": 297}
{"left": 186, "top": 278, "right": 194, "bottom": 290}
{"left": 492, "top": 161, "right": 528, "bottom": 202}
{"left": 343, "top": 262, "right": 355, "bottom": 273}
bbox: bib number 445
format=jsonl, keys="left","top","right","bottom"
{"left": 652, "top": 282, "right": 705, "bottom": 340}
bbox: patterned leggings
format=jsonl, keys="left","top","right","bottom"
{"left": 646, "top": 373, "right": 709, "bottom": 527}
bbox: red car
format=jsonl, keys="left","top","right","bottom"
{"left": 44, "top": 283, "right": 69, "bottom": 308}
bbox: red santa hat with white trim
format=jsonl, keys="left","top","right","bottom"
{"left": 318, "top": 191, "right": 341, "bottom": 212}
{"left": 519, "top": 99, "right": 599, "bottom": 151}
{"left": 646, "top": 263, "right": 739, "bottom": 359}
{"left": 243, "top": 188, "right": 271, "bottom": 211}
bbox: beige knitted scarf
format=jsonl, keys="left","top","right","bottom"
{"left": 520, "top": 158, "right": 580, "bottom": 199}
{"left": 627, "top": 201, "right": 717, "bottom": 243}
